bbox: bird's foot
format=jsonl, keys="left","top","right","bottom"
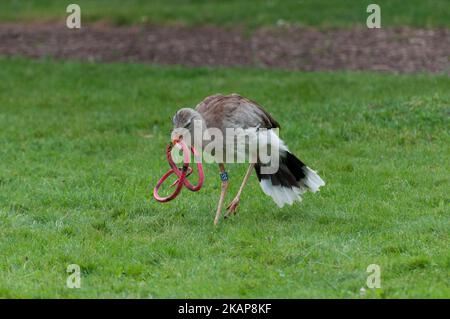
{"left": 225, "top": 198, "right": 240, "bottom": 218}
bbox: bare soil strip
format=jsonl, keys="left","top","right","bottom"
{"left": 0, "top": 22, "right": 448, "bottom": 73}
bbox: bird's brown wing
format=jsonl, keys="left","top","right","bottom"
{"left": 195, "top": 93, "right": 280, "bottom": 131}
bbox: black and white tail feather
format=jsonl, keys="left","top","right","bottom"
{"left": 255, "top": 131, "right": 325, "bottom": 207}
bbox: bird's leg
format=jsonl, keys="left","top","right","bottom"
{"left": 226, "top": 163, "right": 254, "bottom": 217}
{"left": 214, "top": 163, "right": 229, "bottom": 225}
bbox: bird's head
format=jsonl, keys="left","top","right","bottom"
{"left": 171, "top": 108, "right": 205, "bottom": 147}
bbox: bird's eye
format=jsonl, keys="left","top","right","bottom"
{"left": 184, "top": 121, "right": 192, "bottom": 129}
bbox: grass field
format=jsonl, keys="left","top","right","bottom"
{"left": 0, "top": 58, "right": 448, "bottom": 298}
{"left": 1, "top": 0, "right": 449, "bottom": 29}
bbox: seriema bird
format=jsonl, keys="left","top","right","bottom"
{"left": 171, "top": 93, "right": 325, "bottom": 224}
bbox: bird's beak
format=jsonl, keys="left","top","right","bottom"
{"left": 172, "top": 134, "right": 183, "bottom": 146}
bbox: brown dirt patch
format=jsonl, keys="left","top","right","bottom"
{"left": 0, "top": 22, "right": 448, "bottom": 73}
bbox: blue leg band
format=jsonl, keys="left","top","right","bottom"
{"left": 220, "top": 171, "right": 229, "bottom": 182}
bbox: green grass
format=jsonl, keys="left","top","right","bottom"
{"left": 1, "top": 0, "right": 449, "bottom": 29}
{"left": 0, "top": 58, "right": 449, "bottom": 298}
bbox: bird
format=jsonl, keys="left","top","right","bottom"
{"left": 170, "top": 93, "right": 325, "bottom": 224}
